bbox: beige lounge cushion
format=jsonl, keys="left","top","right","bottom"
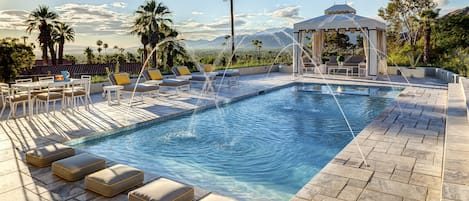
{"left": 25, "top": 143, "right": 75, "bottom": 168}
{"left": 36, "top": 92, "right": 63, "bottom": 100}
{"left": 191, "top": 75, "right": 215, "bottom": 82}
{"left": 52, "top": 153, "right": 105, "bottom": 181}
{"left": 200, "top": 193, "right": 238, "bottom": 201}
{"left": 85, "top": 164, "right": 144, "bottom": 197}
{"left": 128, "top": 177, "right": 194, "bottom": 201}
{"left": 122, "top": 84, "right": 159, "bottom": 92}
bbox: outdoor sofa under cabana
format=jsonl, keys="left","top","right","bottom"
{"left": 293, "top": 4, "right": 387, "bottom": 78}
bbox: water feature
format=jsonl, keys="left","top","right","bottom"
{"left": 71, "top": 84, "right": 400, "bottom": 201}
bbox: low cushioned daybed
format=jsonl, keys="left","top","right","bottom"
{"left": 143, "top": 69, "right": 190, "bottom": 93}
{"left": 52, "top": 153, "right": 106, "bottom": 181}
{"left": 85, "top": 164, "right": 144, "bottom": 197}
{"left": 25, "top": 143, "right": 75, "bottom": 168}
{"left": 128, "top": 177, "right": 194, "bottom": 201}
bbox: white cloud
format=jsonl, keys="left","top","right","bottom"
{"left": 270, "top": 6, "right": 302, "bottom": 20}
{"left": 0, "top": 10, "right": 28, "bottom": 30}
{"left": 110, "top": 2, "right": 127, "bottom": 8}
{"left": 434, "top": 0, "right": 449, "bottom": 6}
{"left": 347, "top": 1, "right": 354, "bottom": 7}
{"left": 191, "top": 11, "right": 204, "bottom": 15}
{"left": 55, "top": 3, "right": 132, "bottom": 35}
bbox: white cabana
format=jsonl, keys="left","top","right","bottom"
{"left": 293, "top": 4, "right": 387, "bottom": 77}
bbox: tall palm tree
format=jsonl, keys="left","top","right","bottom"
{"left": 103, "top": 43, "right": 108, "bottom": 55}
{"left": 84, "top": 47, "right": 94, "bottom": 64}
{"left": 158, "top": 25, "right": 186, "bottom": 72}
{"left": 224, "top": 0, "right": 236, "bottom": 65}
{"left": 133, "top": 0, "right": 172, "bottom": 68}
{"left": 420, "top": 8, "right": 439, "bottom": 64}
{"left": 21, "top": 36, "right": 28, "bottom": 44}
{"left": 25, "top": 5, "right": 58, "bottom": 66}
{"left": 52, "top": 22, "right": 74, "bottom": 65}
{"left": 251, "top": 39, "right": 262, "bottom": 61}
{"left": 131, "top": 18, "right": 150, "bottom": 66}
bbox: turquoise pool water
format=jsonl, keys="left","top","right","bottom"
{"left": 71, "top": 84, "right": 401, "bottom": 201}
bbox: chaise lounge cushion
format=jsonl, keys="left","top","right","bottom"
{"left": 85, "top": 164, "right": 144, "bottom": 197}
{"left": 114, "top": 74, "right": 132, "bottom": 85}
{"left": 122, "top": 84, "right": 159, "bottom": 92}
{"left": 160, "top": 79, "right": 190, "bottom": 87}
{"left": 199, "top": 193, "right": 238, "bottom": 201}
{"left": 128, "top": 177, "right": 194, "bottom": 201}
{"left": 52, "top": 153, "right": 106, "bottom": 181}
{"left": 190, "top": 74, "right": 216, "bottom": 82}
{"left": 217, "top": 70, "right": 240, "bottom": 77}
{"left": 25, "top": 143, "right": 75, "bottom": 168}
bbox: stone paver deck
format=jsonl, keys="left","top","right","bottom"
{"left": 291, "top": 79, "right": 448, "bottom": 201}
{"left": 0, "top": 73, "right": 456, "bottom": 201}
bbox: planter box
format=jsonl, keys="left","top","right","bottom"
{"left": 387, "top": 66, "right": 425, "bottom": 78}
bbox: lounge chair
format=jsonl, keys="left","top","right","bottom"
{"left": 142, "top": 69, "right": 190, "bottom": 94}
{"left": 171, "top": 66, "right": 216, "bottom": 92}
{"left": 108, "top": 73, "right": 159, "bottom": 100}
{"left": 197, "top": 64, "right": 239, "bottom": 87}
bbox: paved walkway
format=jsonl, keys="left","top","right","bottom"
{"left": 0, "top": 73, "right": 454, "bottom": 201}
{"left": 291, "top": 79, "right": 448, "bottom": 201}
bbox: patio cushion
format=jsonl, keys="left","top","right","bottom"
{"left": 217, "top": 70, "right": 240, "bottom": 77}
{"left": 85, "top": 164, "right": 144, "bottom": 197}
{"left": 122, "top": 84, "right": 159, "bottom": 92}
{"left": 191, "top": 75, "right": 215, "bottom": 82}
{"left": 25, "top": 143, "right": 75, "bottom": 168}
{"left": 177, "top": 67, "right": 191, "bottom": 76}
{"left": 160, "top": 79, "right": 190, "bottom": 87}
{"left": 128, "top": 177, "right": 194, "bottom": 201}
{"left": 203, "top": 65, "right": 215, "bottom": 72}
{"left": 64, "top": 89, "right": 86, "bottom": 96}
{"left": 199, "top": 193, "right": 238, "bottom": 201}
{"left": 148, "top": 70, "right": 163, "bottom": 80}
{"left": 36, "top": 92, "right": 63, "bottom": 100}
{"left": 52, "top": 153, "right": 105, "bottom": 181}
{"left": 114, "top": 74, "right": 131, "bottom": 85}
{"left": 6, "top": 94, "right": 29, "bottom": 102}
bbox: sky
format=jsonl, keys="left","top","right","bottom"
{"left": 0, "top": 0, "right": 465, "bottom": 53}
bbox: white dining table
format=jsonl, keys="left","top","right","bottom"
{"left": 12, "top": 80, "right": 70, "bottom": 120}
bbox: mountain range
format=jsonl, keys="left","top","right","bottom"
{"left": 183, "top": 27, "right": 294, "bottom": 50}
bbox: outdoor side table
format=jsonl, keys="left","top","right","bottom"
{"left": 103, "top": 85, "right": 124, "bottom": 106}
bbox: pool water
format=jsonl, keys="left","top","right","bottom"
{"left": 71, "top": 84, "right": 400, "bottom": 201}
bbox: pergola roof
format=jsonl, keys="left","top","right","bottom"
{"left": 294, "top": 4, "right": 386, "bottom": 32}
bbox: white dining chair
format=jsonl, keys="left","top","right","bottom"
{"left": 35, "top": 82, "right": 65, "bottom": 115}
{"left": 64, "top": 79, "right": 89, "bottom": 111}
{"left": 38, "top": 76, "right": 54, "bottom": 83}
{"left": 80, "top": 75, "right": 93, "bottom": 104}
{"left": 1, "top": 86, "right": 29, "bottom": 119}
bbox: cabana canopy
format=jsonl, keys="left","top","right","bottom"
{"left": 293, "top": 4, "right": 387, "bottom": 77}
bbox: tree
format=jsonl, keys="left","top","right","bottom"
{"left": 103, "top": 43, "right": 108, "bottom": 55}
{"left": 251, "top": 39, "right": 263, "bottom": 61}
{"left": 84, "top": 47, "right": 94, "bottom": 64}
{"left": 25, "top": 5, "right": 58, "bottom": 66}
{"left": 419, "top": 8, "right": 439, "bottom": 64}
{"left": 131, "top": 17, "right": 150, "bottom": 65}
{"left": 378, "top": 0, "right": 435, "bottom": 46}
{"left": 224, "top": 0, "right": 236, "bottom": 65}
{"left": 0, "top": 38, "right": 35, "bottom": 82}
{"left": 133, "top": 0, "right": 172, "bottom": 68}
{"left": 21, "top": 36, "right": 28, "bottom": 44}
{"left": 52, "top": 22, "right": 74, "bottom": 65}
{"left": 158, "top": 25, "right": 187, "bottom": 72}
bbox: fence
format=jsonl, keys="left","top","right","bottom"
{"left": 19, "top": 63, "right": 144, "bottom": 79}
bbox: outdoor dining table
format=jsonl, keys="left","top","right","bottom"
{"left": 12, "top": 80, "right": 74, "bottom": 120}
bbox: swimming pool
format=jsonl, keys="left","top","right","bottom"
{"left": 71, "top": 84, "right": 401, "bottom": 201}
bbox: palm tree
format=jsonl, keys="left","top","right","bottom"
{"left": 52, "top": 22, "right": 74, "bottom": 64}
{"left": 84, "top": 47, "right": 94, "bottom": 64}
{"left": 224, "top": 0, "right": 236, "bottom": 65}
{"left": 420, "top": 8, "right": 439, "bottom": 64}
{"left": 159, "top": 25, "right": 186, "bottom": 72}
{"left": 21, "top": 36, "right": 28, "bottom": 44}
{"left": 133, "top": 0, "right": 172, "bottom": 68}
{"left": 131, "top": 18, "right": 150, "bottom": 65}
{"left": 251, "top": 39, "right": 262, "bottom": 61}
{"left": 25, "top": 5, "right": 58, "bottom": 66}
{"left": 103, "top": 43, "right": 108, "bottom": 55}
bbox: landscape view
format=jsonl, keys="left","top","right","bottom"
{"left": 0, "top": 0, "right": 469, "bottom": 201}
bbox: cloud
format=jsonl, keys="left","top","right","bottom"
{"left": 434, "top": 0, "right": 448, "bottom": 6}
{"left": 191, "top": 11, "right": 204, "bottom": 15}
{"left": 347, "top": 2, "right": 354, "bottom": 7}
{"left": 55, "top": 3, "right": 132, "bottom": 35}
{"left": 0, "top": 10, "right": 28, "bottom": 30}
{"left": 206, "top": 18, "right": 247, "bottom": 29}
{"left": 110, "top": 2, "right": 127, "bottom": 8}
{"left": 270, "top": 6, "right": 302, "bottom": 19}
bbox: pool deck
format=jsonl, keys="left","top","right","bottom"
{"left": 0, "top": 72, "right": 465, "bottom": 201}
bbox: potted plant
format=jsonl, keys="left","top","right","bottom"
{"left": 336, "top": 55, "right": 345, "bottom": 66}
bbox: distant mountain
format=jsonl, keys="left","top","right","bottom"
{"left": 442, "top": 6, "right": 469, "bottom": 18}
{"left": 184, "top": 28, "right": 293, "bottom": 50}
